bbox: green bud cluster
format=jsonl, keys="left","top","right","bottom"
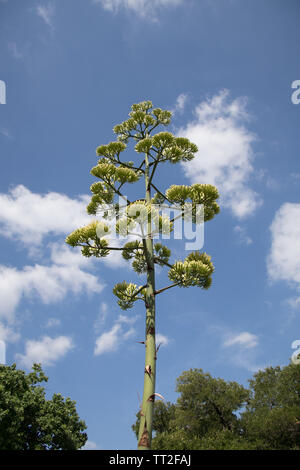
{"left": 65, "top": 221, "right": 110, "bottom": 258}
{"left": 90, "top": 163, "right": 141, "bottom": 185}
{"left": 121, "top": 241, "right": 147, "bottom": 274}
{"left": 154, "top": 243, "right": 171, "bottom": 266}
{"left": 135, "top": 133, "right": 198, "bottom": 164}
{"left": 113, "top": 281, "right": 146, "bottom": 310}
{"left": 120, "top": 242, "right": 171, "bottom": 274}
{"left": 154, "top": 214, "right": 174, "bottom": 235}
{"left": 165, "top": 184, "right": 220, "bottom": 222}
{"left": 86, "top": 182, "right": 115, "bottom": 215}
{"left": 168, "top": 251, "right": 214, "bottom": 288}
{"left": 96, "top": 141, "right": 127, "bottom": 158}
{"left": 151, "top": 192, "right": 166, "bottom": 205}
{"left": 121, "top": 241, "right": 143, "bottom": 260}
{"left": 112, "top": 101, "right": 172, "bottom": 143}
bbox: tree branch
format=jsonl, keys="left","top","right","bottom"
{"left": 122, "top": 284, "right": 147, "bottom": 302}
{"left": 150, "top": 183, "right": 173, "bottom": 205}
{"left": 153, "top": 257, "right": 173, "bottom": 269}
{"left": 148, "top": 160, "right": 159, "bottom": 190}
{"left": 154, "top": 283, "right": 180, "bottom": 295}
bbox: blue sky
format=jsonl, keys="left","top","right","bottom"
{"left": 0, "top": 0, "right": 300, "bottom": 450}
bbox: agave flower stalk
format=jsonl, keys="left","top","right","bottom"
{"left": 65, "top": 101, "right": 220, "bottom": 449}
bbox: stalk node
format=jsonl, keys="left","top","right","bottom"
{"left": 138, "top": 423, "right": 150, "bottom": 449}
{"left": 144, "top": 364, "right": 152, "bottom": 377}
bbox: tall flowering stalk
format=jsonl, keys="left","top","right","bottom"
{"left": 66, "top": 101, "right": 220, "bottom": 449}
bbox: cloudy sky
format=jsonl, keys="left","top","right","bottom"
{"left": 0, "top": 0, "right": 300, "bottom": 450}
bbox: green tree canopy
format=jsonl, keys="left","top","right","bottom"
{"left": 241, "top": 363, "right": 300, "bottom": 449}
{"left": 133, "top": 363, "right": 300, "bottom": 450}
{"left": 0, "top": 363, "right": 87, "bottom": 450}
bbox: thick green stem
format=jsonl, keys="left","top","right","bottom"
{"left": 137, "top": 147, "right": 156, "bottom": 450}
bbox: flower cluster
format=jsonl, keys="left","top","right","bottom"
{"left": 65, "top": 221, "right": 110, "bottom": 258}
{"left": 168, "top": 252, "right": 214, "bottom": 288}
{"left": 113, "top": 281, "right": 146, "bottom": 310}
{"left": 113, "top": 101, "right": 172, "bottom": 142}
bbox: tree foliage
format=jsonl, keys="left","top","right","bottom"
{"left": 133, "top": 363, "right": 300, "bottom": 450}
{"left": 0, "top": 363, "right": 87, "bottom": 450}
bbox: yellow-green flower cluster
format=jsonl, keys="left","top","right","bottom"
{"left": 117, "top": 201, "right": 173, "bottom": 237}
{"left": 168, "top": 251, "right": 214, "bottom": 288}
{"left": 113, "top": 281, "right": 146, "bottom": 310}
{"left": 86, "top": 182, "right": 115, "bottom": 215}
{"left": 112, "top": 101, "right": 172, "bottom": 142}
{"left": 153, "top": 214, "right": 173, "bottom": 235}
{"left": 96, "top": 141, "right": 127, "bottom": 159}
{"left": 121, "top": 241, "right": 147, "bottom": 274}
{"left": 154, "top": 243, "right": 171, "bottom": 266}
{"left": 121, "top": 241, "right": 143, "bottom": 260}
{"left": 115, "top": 203, "right": 148, "bottom": 236}
{"left": 134, "top": 132, "right": 198, "bottom": 164}
{"left": 65, "top": 221, "right": 110, "bottom": 258}
{"left": 120, "top": 241, "right": 171, "bottom": 274}
{"left": 165, "top": 184, "right": 220, "bottom": 222}
{"left": 90, "top": 163, "right": 141, "bottom": 185}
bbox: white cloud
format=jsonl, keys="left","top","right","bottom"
{"left": 94, "top": 323, "right": 122, "bottom": 355}
{"left": 0, "top": 185, "right": 91, "bottom": 246}
{"left": 45, "top": 317, "right": 61, "bottom": 328}
{"left": 0, "top": 185, "right": 131, "bottom": 345}
{"left": 36, "top": 3, "right": 55, "bottom": 28}
{"left": 16, "top": 335, "right": 74, "bottom": 368}
{"left": 94, "top": 313, "right": 170, "bottom": 356}
{"left": 223, "top": 331, "right": 258, "bottom": 349}
{"left": 82, "top": 440, "right": 100, "bottom": 450}
{"left": 0, "top": 323, "right": 20, "bottom": 343}
{"left": 0, "top": 246, "right": 104, "bottom": 322}
{"left": 94, "top": 314, "right": 137, "bottom": 355}
{"left": 0, "top": 185, "right": 127, "bottom": 268}
{"left": 93, "top": 0, "right": 183, "bottom": 17}
{"left": 179, "top": 90, "right": 262, "bottom": 219}
{"left": 123, "top": 326, "right": 136, "bottom": 340}
{"left": 49, "top": 243, "right": 93, "bottom": 268}
{"left": 234, "top": 225, "right": 253, "bottom": 245}
{"left": 267, "top": 203, "right": 300, "bottom": 291}
{"left": 172, "top": 93, "right": 188, "bottom": 114}
{"left": 0, "top": 184, "right": 131, "bottom": 341}
{"left": 230, "top": 354, "right": 264, "bottom": 373}
{"left": 156, "top": 333, "right": 170, "bottom": 347}
{"left": 116, "top": 313, "right": 137, "bottom": 325}
{"left": 211, "top": 326, "right": 263, "bottom": 372}
{"left": 286, "top": 297, "right": 300, "bottom": 310}
{"left": 94, "top": 302, "right": 109, "bottom": 332}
